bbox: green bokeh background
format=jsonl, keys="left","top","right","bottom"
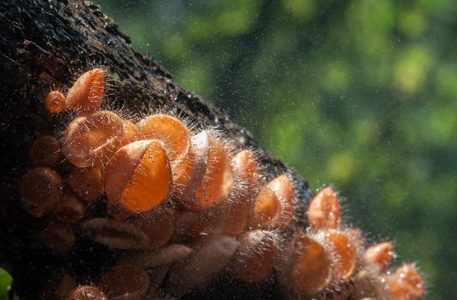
{"left": 3, "top": 0, "right": 456, "bottom": 299}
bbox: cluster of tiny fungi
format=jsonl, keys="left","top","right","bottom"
{"left": 19, "top": 68, "right": 425, "bottom": 299}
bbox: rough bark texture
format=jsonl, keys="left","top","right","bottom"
{"left": 0, "top": 1, "right": 311, "bottom": 299}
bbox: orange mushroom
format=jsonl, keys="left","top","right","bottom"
{"left": 307, "top": 187, "right": 341, "bottom": 229}
{"left": 138, "top": 114, "right": 191, "bottom": 174}
{"left": 66, "top": 68, "right": 104, "bottom": 113}
{"left": 290, "top": 235, "right": 333, "bottom": 293}
{"left": 269, "top": 175, "right": 295, "bottom": 228}
{"left": 20, "top": 166, "right": 63, "bottom": 218}
{"left": 250, "top": 186, "right": 281, "bottom": 228}
{"left": 45, "top": 91, "right": 66, "bottom": 114}
{"left": 365, "top": 242, "right": 394, "bottom": 273}
{"left": 324, "top": 230, "right": 357, "bottom": 282}
{"left": 67, "top": 166, "right": 104, "bottom": 202}
{"left": 230, "top": 230, "right": 277, "bottom": 282}
{"left": 389, "top": 264, "right": 425, "bottom": 300}
{"left": 105, "top": 140, "right": 172, "bottom": 219}
{"left": 62, "top": 110, "right": 123, "bottom": 167}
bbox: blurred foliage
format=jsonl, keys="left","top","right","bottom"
{"left": 92, "top": 1, "right": 456, "bottom": 299}
{"left": 0, "top": 268, "right": 17, "bottom": 300}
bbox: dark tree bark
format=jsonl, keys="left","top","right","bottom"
{"left": 0, "top": 1, "right": 312, "bottom": 299}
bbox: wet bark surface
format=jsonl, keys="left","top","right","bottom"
{"left": 0, "top": 1, "right": 311, "bottom": 299}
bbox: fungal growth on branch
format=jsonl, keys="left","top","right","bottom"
{"left": 18, "top": 69, "right": 424, "bottom": 300}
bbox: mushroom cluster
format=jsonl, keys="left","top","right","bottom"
{"left": 20, "top": 69, "right": 424, "bottom": 299}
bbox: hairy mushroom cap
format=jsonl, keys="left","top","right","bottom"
{"left": 66, "top": 68, "right": 104, "bottom": 113}
{"left": 105, "top": 140, "right": 172, "bottom": 219}
{"left": 62, "top": 110, "right": 123, "bottom": 168}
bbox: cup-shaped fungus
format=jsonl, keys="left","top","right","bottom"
{"left": 308, "top": 187, "right": 341, "bottom": 229}
{"left": 231, "top": 149, "right": 259, "bottom": 200}
{"left": 365, "top": 242, "right": 394, "bottom": 273}
{"left": 105, "top": 140, "right": 172, "bottom": 219}
{"left": 66, "top": 68, "right": 104, "bottom": 113}
{"left": 62, "top": 110, "right": 123, "bottom": 168}
{"left": 324, "top": 230, "right": 357, "bottom": 282}
{"left": 250, "top": 186, "right": 281, "bottom": 228}
{"left": 67, "top": 166, "right": 104, "bottom": 202}
{"left": 276, "top": 234, "right": 332, "bottom": 294}
{"left": 290, "top": 235, "right": 333, "bottom": 293}
{"left": 208, "top": 149, "right": 259, "bottom": 236}
{"left": 29, "top": 135, "right": 61, "bottom": 166}
{"left": 389, "top": 264, "right": 425, "bottom": 300}
{"left": 114, "top": 120, "right": 139, "bottom": 149}
{"left": 230, "top": 230, "right": 277, "bottom": 283}
{"left": 20, "top": 166, "right": 63, "bottom": 217}
{"left": 208, "top": 196, "right": 251, "bottom": 236}
{"left": 352, "top": 268, "right": 389, "bottom": 299}
{"left": 65, "top": 285, "right": 107, "bottom": 300}
{"left": 45, "top": 91, "right": 66, "bottom": 114}
{"left": 138, "top": 114, "right": 191, "bottom": 177}
{"left": 173, "top": 130, "right": 210, "bottom": 198}
{"left": 97, "top": 264, "right": 149, "bottom": 300}
{"left": 269, "top": 175, "right": 294, "bottom": 228}
{"left": 181, "top": 137, "right": 233, "bottom": 211}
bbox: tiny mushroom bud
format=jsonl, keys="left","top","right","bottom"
{"left": 45, "top": 91, "right": 66, "bottom": 114}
